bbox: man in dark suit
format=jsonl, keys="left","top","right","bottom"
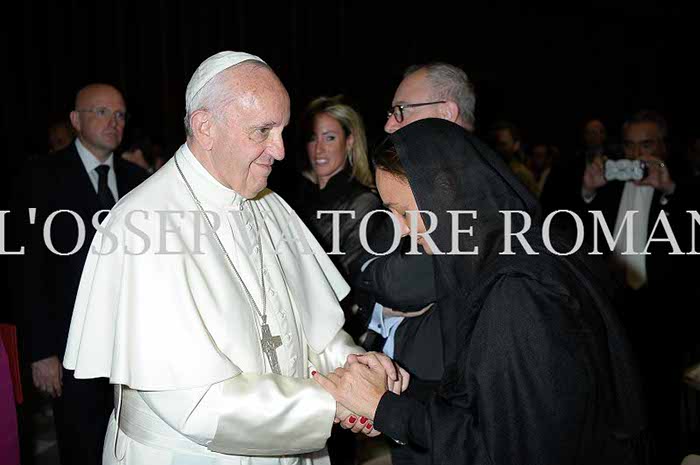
{"left": 23, "top": 83, "right": 148, "bottom": 465}
{"left": 573, "top": 110, "right": 698, "bottom": 462}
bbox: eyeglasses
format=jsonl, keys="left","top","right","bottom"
{"left": 386, "top": 101, "right": 446, "bottom": 123}
{"left": 76, "top": 107, "right": 129, "bottom": 123}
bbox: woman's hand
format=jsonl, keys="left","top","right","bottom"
{"left": 344, "top": 352, "right": 410, "bottom": 395}
{"left": 335, "top": 402, "right": 381, "bottom": 437}
{"left": 315, "top": 353, "right": 398, "bottom": 421}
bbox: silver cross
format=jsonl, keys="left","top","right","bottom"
{"left": 260, "top": 315, "right": 282, "bottom": 375}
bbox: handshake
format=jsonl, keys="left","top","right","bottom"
{"left": 312, "top": 352, "right": 410, "bottom": 437}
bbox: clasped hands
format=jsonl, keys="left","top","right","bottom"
{"left": 313, "top": 352, "right": 409, "bottom": 437}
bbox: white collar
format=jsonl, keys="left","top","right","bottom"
{"left": 177, "top": 142, "right": 247, "bottom": 210}
{"left": 75, "top": 138, "right": 115, "bottom": 173}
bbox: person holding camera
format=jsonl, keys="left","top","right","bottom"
{"left": 578, "top": 110, "right": 698, "bottom": 462}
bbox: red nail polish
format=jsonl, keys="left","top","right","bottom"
{"left": 359, "top": 416, "right": 366, "bottom": 424}
{"left": 367, "top": 423, "right": 373, "bottom": 430}
{"left": 349, "top": 416, "right": 356, "bottom": 424}
{"left": 311, "top": 370, "right": 317, "bottom": 376}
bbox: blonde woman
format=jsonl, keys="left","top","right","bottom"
{"left": 298, "top": 96, "right": 381, "bottom": 281}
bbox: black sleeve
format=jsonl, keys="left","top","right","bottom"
{"left": 376, "top": 277, "right": 602, "bottom": 464}
{"left": 20, "top": 164, "right": 61, "bottom": 362}
{"left": 374, "top": 391, "right": 429, "bottom": 447}
{"left": 354, "top": 245, "right": 436, "bottom": 311}
{"left": 336, "top": 191, "right": 383, "bottom": 278}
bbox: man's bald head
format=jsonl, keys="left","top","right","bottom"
{"left": 70, "top": 83, "right": 127, "bottom": 161}
{"left": 74, "top": 84, "right": 123, "bottom": 109}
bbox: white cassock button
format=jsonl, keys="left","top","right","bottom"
{"left": 285, "top": 334, "right": 292, "bottom": 343}
{"left": 290, "top": 355, "right": 298, "bottom": 364}
{"left": 253, "top": 245, "right": 259, "bottom": 255}
{"left": 268, "top": 288, "right": 276, "bottom": 297}
{"left": 279, "top": 310, "right": 286, "bottom": 319}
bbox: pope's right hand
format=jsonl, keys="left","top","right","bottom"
{"left": 32, "top": 355, "right": 63, "bottom": 398}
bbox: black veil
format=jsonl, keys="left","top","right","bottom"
{"left": 386, "top": 119, "right": 646, "bottom": 461}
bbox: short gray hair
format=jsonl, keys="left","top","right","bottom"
{"left": 183, "top": 60, "right": 269, "bottom": 137}
{"left": 404, "top": 62, "right": 476, "bottom": 126}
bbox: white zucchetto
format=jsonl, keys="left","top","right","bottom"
{"left": 185, "top": 51, "right": 266, "bottom": 110}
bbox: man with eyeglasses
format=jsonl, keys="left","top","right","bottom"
{"left": 22, "top": 83, "right": 148, "bottom": 465}
{"left": 384, "top": 63, "right": 475, "bottom": 134}
{"left": 355, "top": 62, "right": 475, "bottom": 465}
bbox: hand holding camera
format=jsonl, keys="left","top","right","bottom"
{"left": 583, "top": 155, "right": 676, "bottom": 197}
{"left": 582, "top": 155, "right": 607, "bottom": 197}
{"left": 634, "top": 155, "right": 676, "bottom": 195}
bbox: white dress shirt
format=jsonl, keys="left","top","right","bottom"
{"left": 74, "top": 138, "right": 119, "bottom": 201}
{"left": 613, "top": 182, "right": 655, "bottom": 289}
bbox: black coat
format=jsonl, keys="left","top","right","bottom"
{"left": 373, "top": 120, "right": 647, "bottom": 465}
{"left": 21, "top": 141, "right": 148, "bottom": 362}
{"left": 298, "top": 168, "right": 382, "bottom": 279}
{"left": 572, "top": 175, "right": 697, "bottom": 288}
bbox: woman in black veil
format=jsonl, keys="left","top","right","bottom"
{"left": 315, "top": 119, "right": 648, "bottom": 464}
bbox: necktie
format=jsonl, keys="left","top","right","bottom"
{"left": 95, "top": 165, "right": 116, "bottom": 210}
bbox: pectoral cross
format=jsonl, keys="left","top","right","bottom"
{"left": 260, "top": 315, "right": 283, "bottom": 375}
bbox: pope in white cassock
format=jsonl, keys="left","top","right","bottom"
{"left": 63, "top": 51, "right": 405, "bottom": 464}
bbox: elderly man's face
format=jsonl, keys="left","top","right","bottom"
{"left": 210, "top": 67, "right": 290, "bottom": 198}
{"left": 385, "top": 69, "right": 444, "bottom": 134}
{"left": 623, "top": 122, "right": 666, "bottom": 161}
{"left": 71, "top": 84, "right": 126, "bottom": 156}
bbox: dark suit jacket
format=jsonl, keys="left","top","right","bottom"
{"left": 21, "top": 141, "right": 148, "bottom": 363}
{"left": 570, "top": 173, "right": 700, "bottom": 351}
{"left": 572, "top": 176, "right": 697, "bottom": 289}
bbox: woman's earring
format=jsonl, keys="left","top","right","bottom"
{"left": 347, "top": 151, "right": 354, "bottom": 167}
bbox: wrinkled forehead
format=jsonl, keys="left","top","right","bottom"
{"left": 394, "top": 70, "right": 434, "bottom": 103}
{"left": 222, "top": 67, "right": 290, "bottom": 122}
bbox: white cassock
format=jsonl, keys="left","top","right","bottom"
{"left": 63, "top": 143, "right": 363, "bottom": 464}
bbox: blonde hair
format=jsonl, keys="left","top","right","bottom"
{"left": 304, "top": 96, "right": 374, "bottom": 188}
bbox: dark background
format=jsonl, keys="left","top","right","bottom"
{"left": 2, "top": 0, "right": 697, "bottom": 194}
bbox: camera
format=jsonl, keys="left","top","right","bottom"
{"left": 604, "top": 159, "right": 648, "bottom": 182}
